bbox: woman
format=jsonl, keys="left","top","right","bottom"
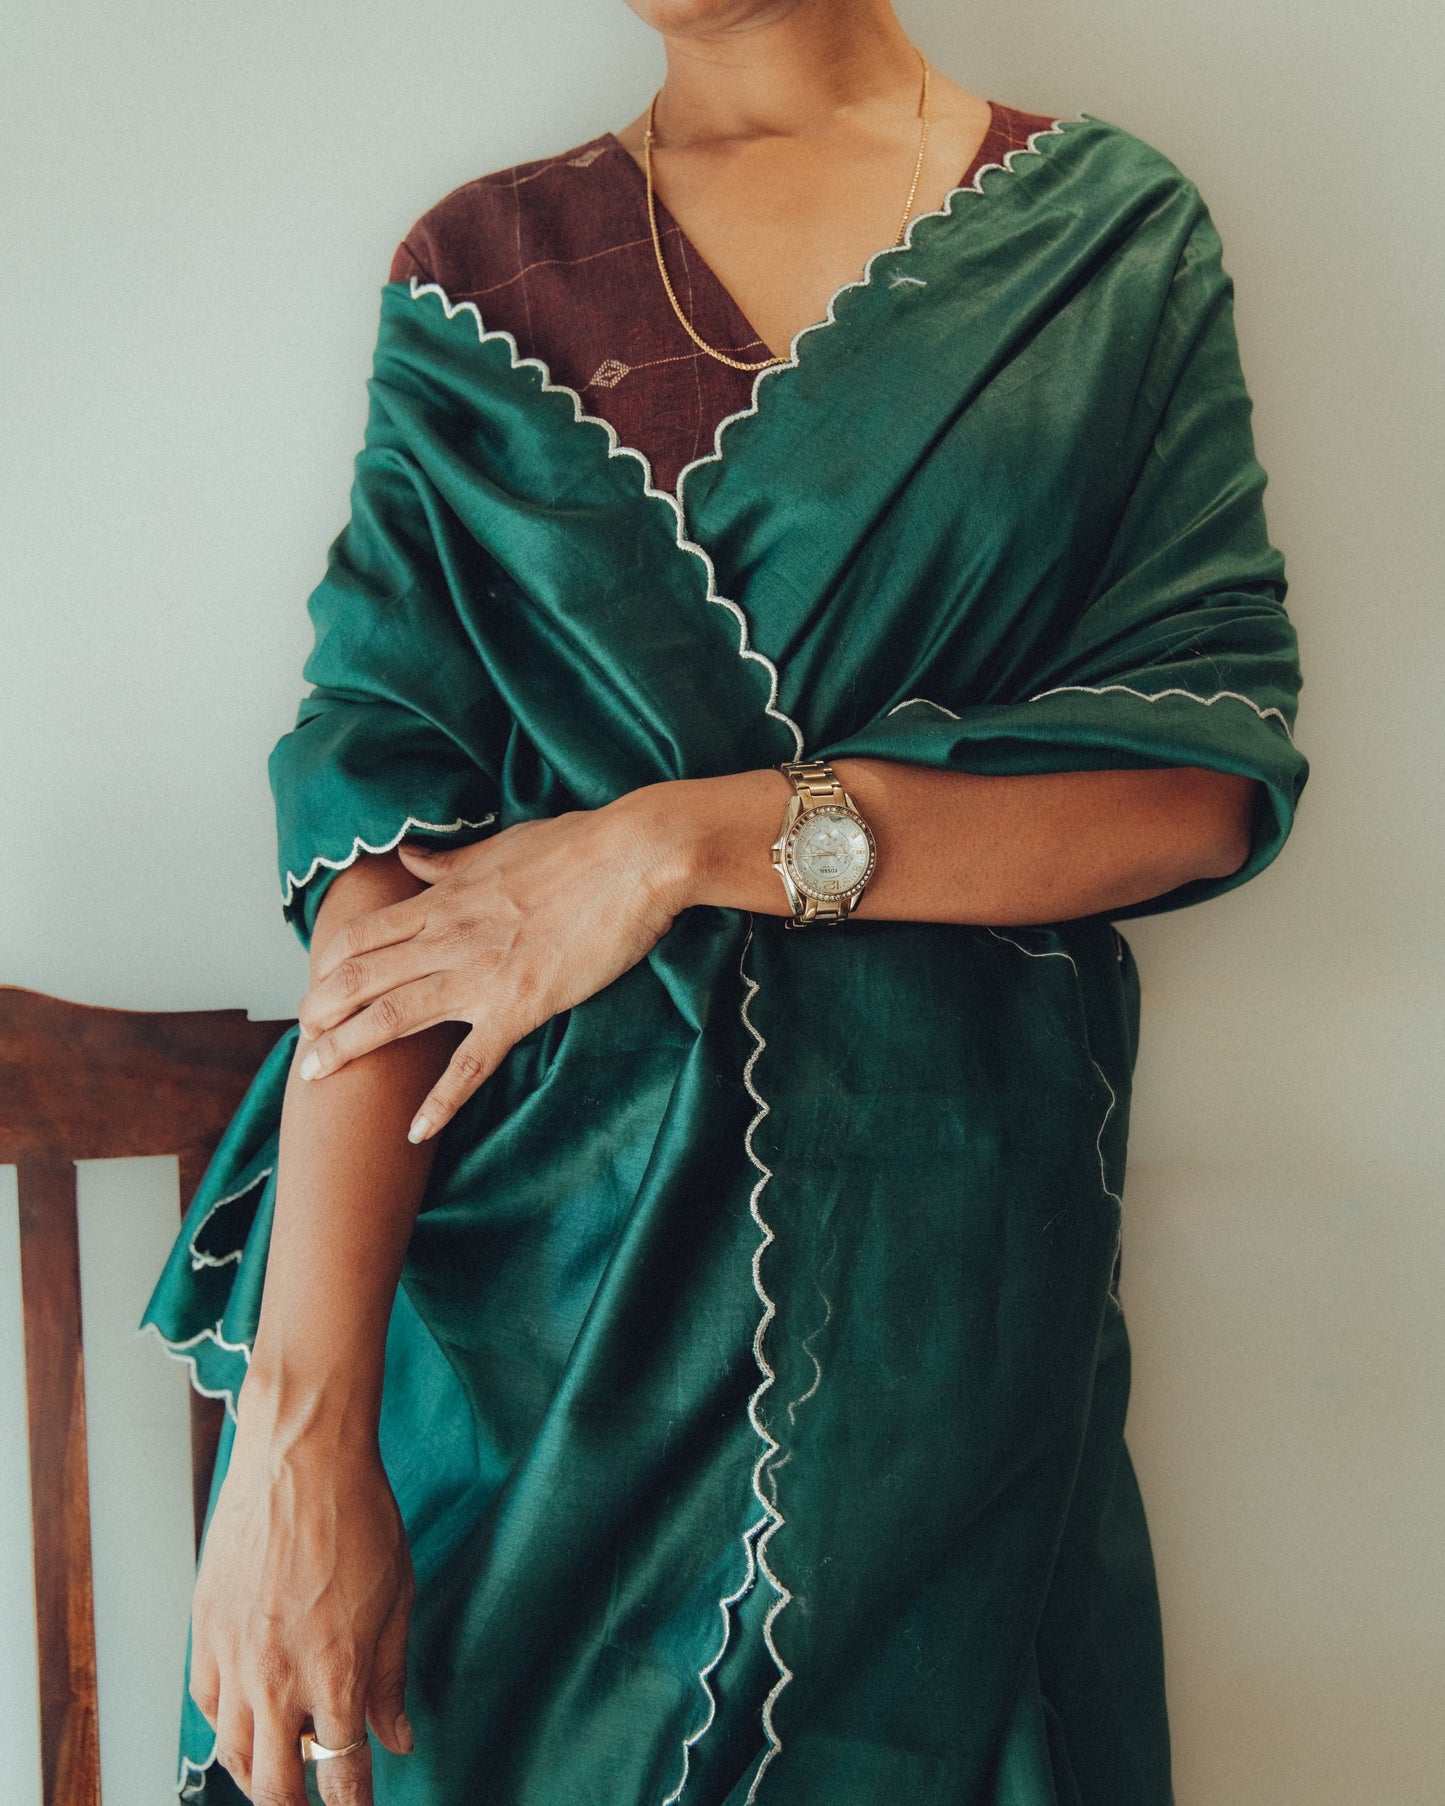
{"left": 144, "top": 2, "right": 1309, "bottom": 1802}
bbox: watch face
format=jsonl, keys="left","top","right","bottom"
{"left": 785, "top": 806, "right": 875, "bottom": 900}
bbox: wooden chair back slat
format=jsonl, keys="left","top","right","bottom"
{"left": 0, "top": 984, "right": 292, "bottom": 1806}
{"left": 17, "top": 1153, "right": 99, "bottom": 1806}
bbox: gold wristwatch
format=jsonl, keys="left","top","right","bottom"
{"left": 770, "top": 759, "right": 877, "bottom": 928}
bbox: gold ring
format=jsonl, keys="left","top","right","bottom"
{"left": 299, "top": 1729, "right": 368, "bottom": 1763}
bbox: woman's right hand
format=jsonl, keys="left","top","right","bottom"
{"left": 188, "top": 1382, "right": 416, "bottom": 1806}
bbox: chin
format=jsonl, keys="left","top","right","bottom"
{"left": 622, "top": 0, "right": 805, "bottom": 35}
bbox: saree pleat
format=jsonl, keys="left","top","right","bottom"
{"left": 144, "top": 111, "right": 1307, "bottom": 1804}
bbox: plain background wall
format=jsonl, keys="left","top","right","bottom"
{"left": 2, "top": 1, "right": 1441, "bottom": 1801}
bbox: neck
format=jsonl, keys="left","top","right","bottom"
{"left": 647, "top": 0, "right": 921, "bottom": 151}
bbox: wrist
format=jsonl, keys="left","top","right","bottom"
{"left": 619, "top": 772, "right": 792, "bottom": 916}
{"left": 239, "top": 1344, "right": 385, "bottom": 1453}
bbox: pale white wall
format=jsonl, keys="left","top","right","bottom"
{"left": 2, "top": 2, "right": 1440, "bottom": 1802}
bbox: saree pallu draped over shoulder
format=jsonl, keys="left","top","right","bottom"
{"left": 145, "top": 113, "right": 1308, "bottom": 1806}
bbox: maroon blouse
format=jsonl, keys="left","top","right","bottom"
{"left": 389, "top": 101, "right": 1059, "bottom": 496}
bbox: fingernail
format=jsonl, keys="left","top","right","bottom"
{"left": 407, "top": 1115, "right": 430, "bottom": 1144}
{"left": 396, "top": 1712, "right": 414, "bottom": 1754}
{"left": 299, "top": 1051, "right": 321, "bottom": 1081}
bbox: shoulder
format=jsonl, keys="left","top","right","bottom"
{"left": 960, "top": 101, "right": 1214, "bottom": 248}
{"left": 1008, "top": 108, "right": 1227, "bottom": 291}
{"left": 388, "top": 131, "right": 639, "bottom": 292}
{"left": 1043, "top": 109, "right": 1211, "bottom": 215}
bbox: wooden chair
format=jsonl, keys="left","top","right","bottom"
{"left": 0, "top": 985, "right": 293, "bottom": 1806}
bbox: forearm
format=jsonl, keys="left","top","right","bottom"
{"left": 281, "top": 760, "right": 1255, "bottom": 1152}
{"left": 245, "top": 852, "right": 467, "bottom": 1435}
{"left": 632, "top": 761, "right": 1256, "bottom": 925}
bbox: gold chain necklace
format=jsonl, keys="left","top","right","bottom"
{"left": 644, "top": 49, "right": 932, "bottom": 373}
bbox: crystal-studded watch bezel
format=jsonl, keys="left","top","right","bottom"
{"left": 782, "top": 803, "right": 877, "bottom": 903}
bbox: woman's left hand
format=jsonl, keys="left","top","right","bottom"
{"left": 294, "top": 790, "right": 691, "bottom": 1142}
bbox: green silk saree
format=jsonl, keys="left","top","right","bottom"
{"left": 144, "top": 113, "right": 1308, "bottom": 1805}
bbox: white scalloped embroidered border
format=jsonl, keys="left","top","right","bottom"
{"left": 282, "top": 810, "right": 497, "bottom": 911}
{"left": 985, "top": 928, "right": 1126, "bottom": 1310}
{"left": 1026, "top": 683, "right": 1296, "bottom": 743}
{"left": 186, "top": 1165, "right": 273, "bottom": 1271}
{"left": 179, "top": 1746, "right": 218, "bottom": 1799}
{"left": 660, "top": 923, "right": 797, "bottom": 1806}
{"left": 887, "top": 695, "right": 962, "bottom": 720}
{"left": 660, "top": 1511, "right": 768, "bottom": 1806}
{"left": 890, "top": 684, "right": 1295, "bottom": 745}
{"left": 407, "top": 277, "right": 805, "bottom": 759}
{"left": 735, "top": 925, "right": 795, "bottom": 1802}
{"left": 137, "top": 1318, "right": 250, "bottom": 1420}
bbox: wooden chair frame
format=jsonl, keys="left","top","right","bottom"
{"left": 0, "top": 984, "right": 292, "bottom": 1806}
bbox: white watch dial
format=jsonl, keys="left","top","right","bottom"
{"left": 786, "top": 807, "right": 873, "bottom": 899}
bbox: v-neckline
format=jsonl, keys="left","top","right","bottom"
{"left": 603, "top": 101, "right": 999, "bottom": 368}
